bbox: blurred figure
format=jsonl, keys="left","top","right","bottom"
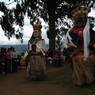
{"left": 54, "top": 47, "right": 62, "bottom": 67}
{"left": 27, "top": 18, "right": 47, "bottom": 80}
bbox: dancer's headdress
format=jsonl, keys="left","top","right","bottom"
{"left": 71, "top": 6, "right": 90, "bottom": 17}
{"left": 33, "top": 19, "right": 42, "bottom": 31}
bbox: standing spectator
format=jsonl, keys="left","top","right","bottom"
{"left": 11, "top": 47, "right": 17, "bottom": 72}
{"left": 46, "top": 49, "right": 54, "bottom": 65}
{"left": 54, "top": 47, "right": 62, "bottom": 67}
{"left": 6, "top": 48, "right": 12, "bottom": 73}
{"left": 20, "top": 52, "right": 26, "bottom": 68}
{"left": 0, "top": 48, "right": 7, "bottom": 74}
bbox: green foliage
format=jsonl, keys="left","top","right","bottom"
{"left": 0, "top": 0, "right": 94, "bottom": 44}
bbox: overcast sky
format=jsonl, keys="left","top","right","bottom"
{"left": 0, "top": 0, "right": 49, "bottom": 45}
{"left": 0, "top": 0, "right": 95, "bottom": 45}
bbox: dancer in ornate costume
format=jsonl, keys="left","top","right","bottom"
{"left": 67, "top": 6, "right": 95, "bottom": 86}
{"left": 27, "top": 19, "right": 46, "bottom": 80}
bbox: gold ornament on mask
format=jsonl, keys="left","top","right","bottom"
{"left": 71, "top": 6, "right": 90, "bottom": 17}
{"left": 33, "top": 19, "right": 42, "bottom": 31}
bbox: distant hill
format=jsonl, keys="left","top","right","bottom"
{"left": 0, "top": 44, "right": 49, "bottom": 54}
{"left": 0, "top": 44, "right": 28, "bottom": 54}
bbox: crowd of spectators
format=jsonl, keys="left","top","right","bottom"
{"left": 0, "top": 46, "right": 26, "bottom": 75}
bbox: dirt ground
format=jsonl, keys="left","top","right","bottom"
{"left": 0, "top": 65, "right": 95, "bottom": 95}
{"left": 0, "top": 66, "right": 70, "bottom": 95}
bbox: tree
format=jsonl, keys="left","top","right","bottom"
{"left": 0, "top": 0, "right": 95, "bottom": 54}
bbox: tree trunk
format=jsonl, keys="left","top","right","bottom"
{"left": 48, "top": 8, "right": 56, "bottom": 57}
